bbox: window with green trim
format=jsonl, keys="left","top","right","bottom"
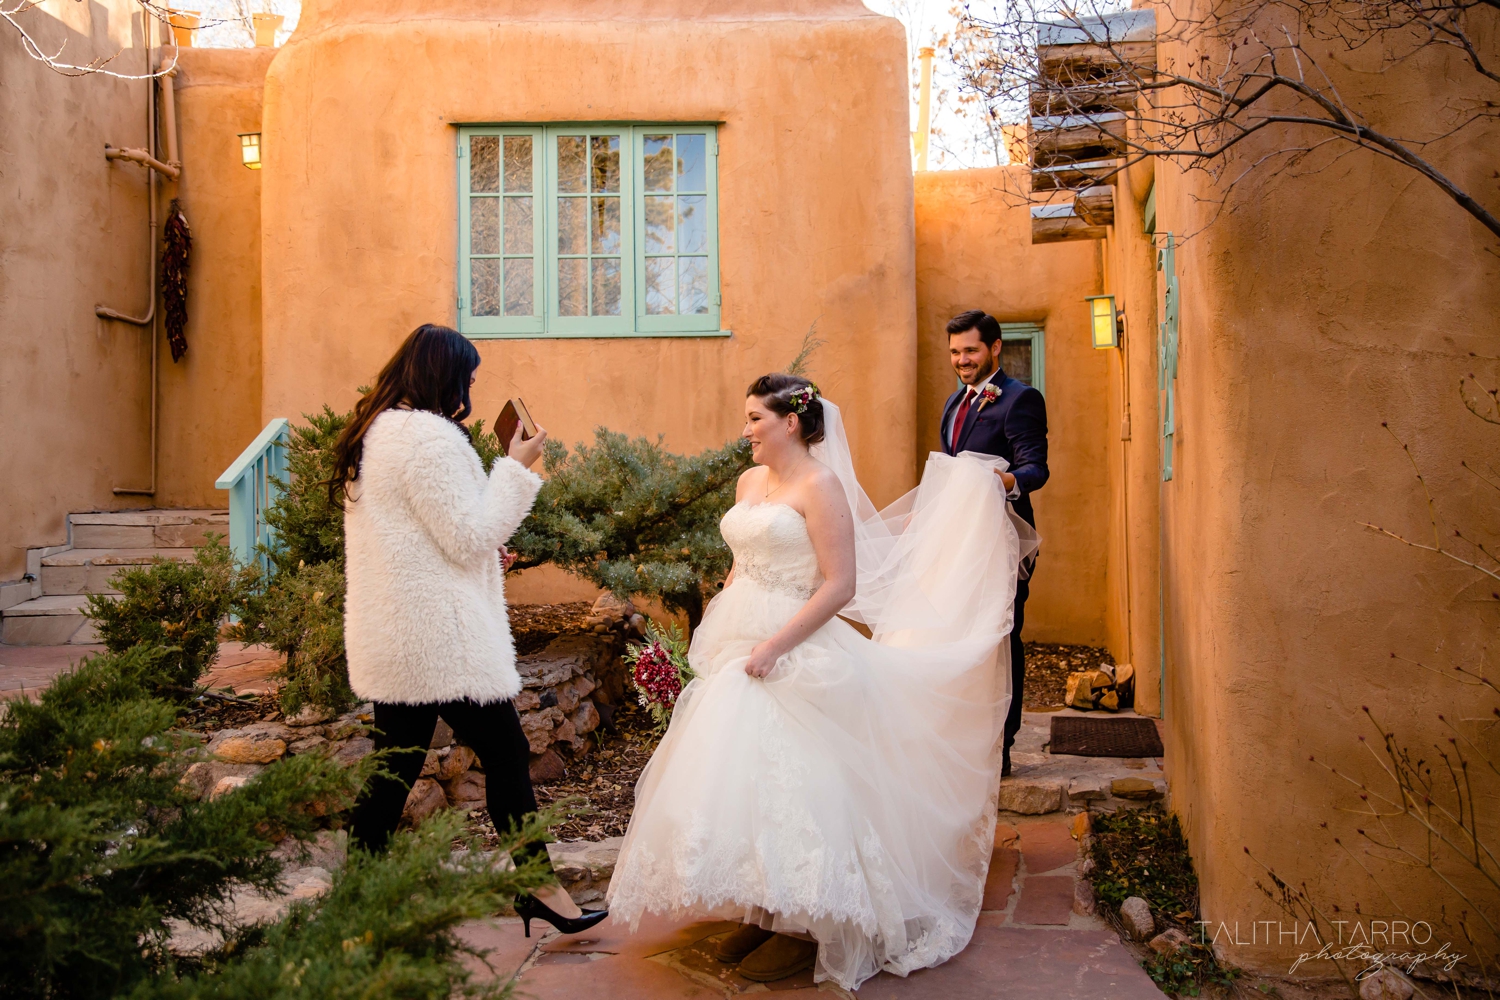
{"left": 1000, "top": 323, "right": 1045, "bottom": 394}
{"left": 458, "top": 124, "right": 721, "bottom": 338}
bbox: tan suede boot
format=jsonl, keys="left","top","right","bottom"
{"left": 713, "top": 923, "right": 775, "bottom": 963}
{"left": 738, "top": 933, "right": 818, "bottom": 982}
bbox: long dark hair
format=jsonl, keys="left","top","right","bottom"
{"left": 328, "top": 324, "right": 481, "bottom": 504}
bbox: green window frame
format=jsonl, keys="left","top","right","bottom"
{"left": 457, "top": 124, "right": 722, "bottom": 338}
{"left": 1000, "top": 323, "right": 1045, "bottom": 395}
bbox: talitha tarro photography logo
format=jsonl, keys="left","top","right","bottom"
{"left": 1195, "top": 919, "right": 1468, "bottom": 978}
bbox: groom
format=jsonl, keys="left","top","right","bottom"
{"left": 940, "top": 310, "right": 1049, "bottom": 776}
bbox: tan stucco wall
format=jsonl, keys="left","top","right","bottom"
{"left": 0, "top": 1, "right": 159, "bottom": 577}
{"left": 154, "top": 48, "right": 274, "bottom": 510}
{"left": 256, "top": 0, "right": 920, "bottom": 548}
{"left": 914, "top": 168, "right": 1112, "bottom": 646}
{"left": 1141, "top": 23, "right": 1500, "bottom": 969}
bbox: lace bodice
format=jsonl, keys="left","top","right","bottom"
{"left": 720, "top": 502, "right": 822, "bottom": 599}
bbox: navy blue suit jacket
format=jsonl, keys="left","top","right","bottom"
{"left": 940, "top": 372, "right": 1049, "bottom": 529}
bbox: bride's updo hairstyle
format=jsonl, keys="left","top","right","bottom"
{"left": 747, "top": 373, "right": 826, "bottom": 446}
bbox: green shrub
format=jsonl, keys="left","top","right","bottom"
{"left": 0, "top": 646, "right": 371, "bottom": 1000}
{"left": 229, "top": 559, "right": 352, "bottom": 715}
{"left": 138, "top": 812, "right": 554, "bottom": 1000}
{"left": 509, "top": 430, "right": 750, "bottom": 626}
{"left": 84, "top": 537, "right": 252, "bottom": 694}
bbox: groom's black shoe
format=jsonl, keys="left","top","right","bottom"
{"left": 1002, "top": 745, "right": 1012, "bottom": 777}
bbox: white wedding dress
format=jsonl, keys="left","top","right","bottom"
{"left": 607, "top": 402, "right": 1035, "bottom": 990}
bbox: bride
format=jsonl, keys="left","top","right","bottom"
{"left": 606, "top": 373, "right": 1034, "bottom": 990}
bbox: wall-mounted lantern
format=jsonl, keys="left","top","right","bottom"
{"left": 1085, "top": 294, "right": 1120, "bottom": 349}
{"left": 239, "top": 132, "right": 261, "bottom": 169}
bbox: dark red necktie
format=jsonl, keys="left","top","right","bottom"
{"left": 950, "top": 388, "right": 975, "bottom": 452}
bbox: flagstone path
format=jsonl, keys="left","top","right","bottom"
{"left": 456, "top": 807, "right": 1166, "bottom": 999}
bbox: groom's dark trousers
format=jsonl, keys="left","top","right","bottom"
{"left": 940, "top": 371, "right": 1049, "bottom": 754}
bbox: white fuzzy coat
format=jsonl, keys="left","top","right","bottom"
{"left": 343, "top": 409, "right": 542, "bottom": 705}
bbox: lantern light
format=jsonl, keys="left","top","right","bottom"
{"left": 1086, "top": 294, "right": 1120, "bottom": 349}
{"left": 239, "top": 132, "right": 261, "bottom": 170}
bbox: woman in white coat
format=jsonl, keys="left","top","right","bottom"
{"left": 334, "top": 324, "right": 606, "bottom": 936}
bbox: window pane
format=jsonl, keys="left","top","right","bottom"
{"left": 590, "top": 135, "right": 620, "bottom": 193}
{"left": 591, "top": 258, "right": 621, "bottom": 316}
{"left": 557, "top": 197, "right": 587, "bottom": 255}
{"left": 557, "top": 136, "right": 587, "bottom": 193}
{"left": 470, "top": 136, "right": 499, "bottom": 193}
{"left": 644, "top": 196, "right": 674, "bottom": 254}
{"left": 591, "top": 196, "right": 620, "bottom": 254}
{"left": 643, "top": 134, "right": 674, "bottom": 192}
{"left": 502, "top": 135, "right": 533, "bottom": 193}
{"left": 679, "top": 256, "right": 709, "bottom": 315}
{"left": 558, "top": 258, "right": 587, "bottom": 316}
{"left": 645, "top": 257, "right": 676, "bottom": 315}
{"left": 503, "top": 197, "right": 532, "bottom": 254}
{"left": 677, "top": 133, "right": 706, "bottom": 191}
{"left": 504, "top": 259, "right": 534, "bottom": 316}
{"left": 677, "top": 195, "right": 706, "bottom": 254}
{"left": 470, "top": 197, "right": 499, "bottom": 255}
{"left": 471, "top": 258, "right": 500, "bottom": 316}
{"left": 1001, "top": 340, "right": 1033, "bottom": 385}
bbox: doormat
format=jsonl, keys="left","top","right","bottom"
{"left": 1049, "top": 715, "right": 1163, "bottom": 758}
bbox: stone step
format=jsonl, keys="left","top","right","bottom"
{"left": 69, "top": 509, "right": 228, "bottom": 549}
{"left": 40, "top": 548, "right": 196, "bottom": 596}
{"left": 0, "top": 595, "right": 109, "bottom": 646}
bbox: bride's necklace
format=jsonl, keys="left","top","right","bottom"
{"left": 764, "top": 455, "right": 808, "bottom": 500}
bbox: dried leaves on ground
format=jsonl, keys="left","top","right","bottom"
{"left": 510, "top": 601, "right": 594, "bottom": 655}
{"left": 1024, "top": 642, "right": 1115, "bottom": 708}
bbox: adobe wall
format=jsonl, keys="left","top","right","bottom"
{"left": 914, "top": 167, "right": 1113, "bottom": 646}
{"left": 1145, "top": 18, "right": 1500, "bottom": 969}
{"left": 256, "top": 0, "right": 920, "bottom": 545}
{"left": 155, "top": 48, "right": 275, "bottom": 509}
{"left": 0, "top": 1, "right": 159, "bottom": 577}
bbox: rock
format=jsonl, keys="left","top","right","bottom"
{"left": 430, "top": 718, "right": 454, "bottom": 748}
{"left": 555, "top": 675, "right": 597, "bottom": 713}
{"left": 327, "top": 716, "right": 369, "bottom": 741}
{"left": 1359, "top": 969, "right": 1414, "bottom": 1000}
{"left": 570, "top": 700, "right": 600, "bottom": 736}
{"left": 212, "top": 774, "right": 249, "bottom": 797}
{"left": 1149, "top": 928, "right": 1191, "bottom": 955}
{"left": 420, "top": 749, "right": 442, "bottom": 777}
{"left": 547, "top": 836, "right": 624, "bottom": 905}
{"left": 286, "top": 705, "right": 333, "bottom": 727}
{"left": 1073, "top": 877, "right": 1097, "bottom": 916}
{"left": 997, "top": 778, "right": 1066, "bottom": 814}
{"left": 627, "top": 613, "right": 646, "bottom": 636}
{"left": 402, "top": 777, "right": 450, "bottom": 826}
{"left": 287, "top": 735, "right": 328, "bottom": 756}
{"left": 513, "top": 689, "right": 542, "bottom": 712}
{"left": 1119, "top": 896, "right": 1155, "bottom": 939}
{"left": 436, "top": 745, "right": 477, "bottom": 782}
{"left": 272, "top": 829, "right": 347, "bottom": 870}
{"left": 1079, "top": 856, "right": 1096, "bottom": 876}
{"left": 443, "top": 769, "right": 486, "bottom": 810}
{"left": 553, "top": 716, "right": 579, "bottom": 748}
{"left": 208, "top": 724, "right": 291, "bottom": 764}
{"left": 1111, "top": 777, "right": 1165, "bottom": 801}
{"left": 529, "top": 747, "right": 567, "bottom": 783}
{"left": 180, "top": 760, "right": 267, "bottom": 799}
{"left": 591, "top": 593, "right": 634, "bottom": 618}
{"left": 1070, "top": 812, "right": 1092, "bottom": 839}
{"left": 334, "top": 737, "right": 376, "bottom": 767}
{"left": 1068, "top": 775, "right": 1110, "bottom": 802}
{"left": 519, "top": 655, "right": 577, "bottom": 690}
{"left": 519, "top": 706, "right": 564, "bottom": 753}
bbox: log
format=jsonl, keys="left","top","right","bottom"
{"left": 1074, "top": 185, "right": 1115, "bottom": 226}
{"left": 1031, "top": 203, "right": 1107, "bottom": 244}
{"left": 1031, "top": 158, "right": 1118, "bottom": 192}
{"left": 1030, "top": 112, "right": 1128, "bottom": 167}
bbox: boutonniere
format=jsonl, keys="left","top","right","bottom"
{"left": 977, "top": 383, "right": 1001, "bottom": 409}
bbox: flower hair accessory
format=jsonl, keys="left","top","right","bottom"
{"left": 787, "top": 382, "right": 821, "bottom": 414}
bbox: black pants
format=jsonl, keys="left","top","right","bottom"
{"left": 349, "top": 698, "right": 549, "bottom": 865}
{"left": 1003, "top": 574, "right": 1030, "bottom": 750}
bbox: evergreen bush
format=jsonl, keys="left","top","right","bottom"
{"left": 229, "top": 559, "right": 351, "bottom": 714}
{"left": 509, "top": 431, "right": 751, "bottom": 626}
{"left": 84, "top": 537, "right": 253, "bottom": 693}
{"left": 0, "top": 645, "right": 371, "bottom": 999}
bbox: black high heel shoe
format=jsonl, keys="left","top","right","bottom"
{"left": 514, "top": 894, "right": 609, "bottom": 938}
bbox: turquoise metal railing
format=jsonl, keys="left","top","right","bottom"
{"left": 215, "top": 418, "right": 290, "bottom": 573}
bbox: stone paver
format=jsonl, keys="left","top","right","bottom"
{"left": 982, "top": 846, "right": 1019, "bottom": 911}
{"left": 1011, "top": 875, "right": 1077, "bottom": 925}
{"left": 0, "top": 642, "right": 105, "bottom": 698}
{"left": 1017, "top": 818, "right": 1081, "bottom": 874}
